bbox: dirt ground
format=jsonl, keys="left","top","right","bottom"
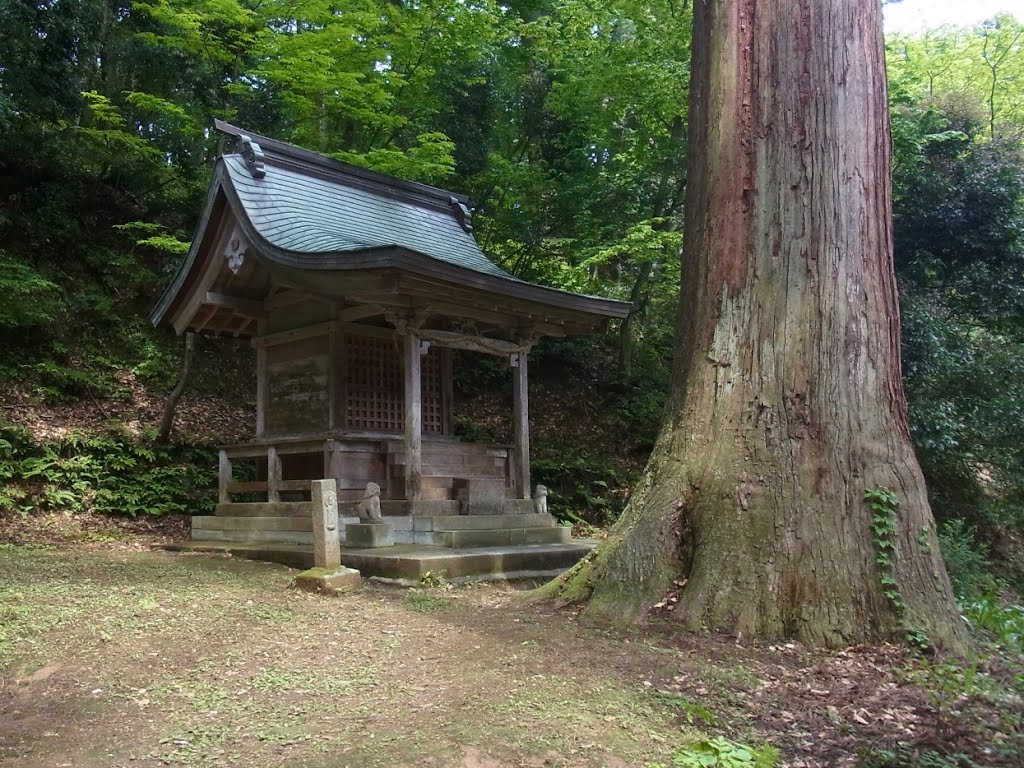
{"left": 1, "top": 522, "right": 1022, "bottom": 768}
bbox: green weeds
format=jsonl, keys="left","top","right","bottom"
{"left": 0, "top": 421, "right": 215, "bottom": 517}
{"left": 649, "top": 738, "right": 778, "bottom": 768}
{"left": 405, "top": 590, "right": 452, "bottom": 613}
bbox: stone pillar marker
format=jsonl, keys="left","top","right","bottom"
{"left": 311, "top": 479, "right": 341, "bottom": 568}
{"left": 295, "top": 478, "right": 361, "bottom": 594}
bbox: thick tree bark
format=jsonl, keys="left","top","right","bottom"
{"left": 547, "top": 0, "right": 968, "bottom": 651}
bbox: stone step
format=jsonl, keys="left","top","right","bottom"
{"left": 191, "top": 528, "right": 315, "bottom": 546}
{"left": 415, "top": 514, "right": 556, "bottom": 532}
{"left": 163, "top": 540, "right": 595, "bottom": 583}
{"left": 340, "top": 541, "right": 594, "bottom": 582}
{"left": 163, "top": 542, "right": 314, "bottom": 570}
{"left": 375, "top": 500, "right": 461, "bottom": 517}
{"left": 215, "top": 502, "right": 312, "bottom": 517}
{"left": 193, "top": 516, "right": 313, "bottom": 532}
{"left": 433, "top": 526, "right": 570, "bottom": 548}
{"left": 462, "top": 498, "right": 535, "bottom": 516}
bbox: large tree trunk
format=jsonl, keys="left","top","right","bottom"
{"left": 546, "top": 0, "right": 968, "bottom": 651}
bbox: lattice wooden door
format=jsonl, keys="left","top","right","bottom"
{"left": 344, "top": 334, "right": 442, "bottom": 433}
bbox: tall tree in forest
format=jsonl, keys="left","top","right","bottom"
{"left": 546, "top": 0, "right": 968, "bottom": 650}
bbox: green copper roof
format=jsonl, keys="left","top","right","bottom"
{"left": 150, "top": 123, "right": 631, "bottom": 331}
{"left": 223, "top": 154, "right": 513, "bottom": 280}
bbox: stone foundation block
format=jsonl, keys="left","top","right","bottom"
{"left": 293, "top": 566, "right": 362, "bottom": 595}
{"left": 346, "top": 522, "right": 395, "bottom": 548}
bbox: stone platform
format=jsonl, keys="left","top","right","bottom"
{"left": 162, "top": 540, "right": 595, "bottom": 584}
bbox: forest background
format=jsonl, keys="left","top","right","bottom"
{"left": 1, "top": 0, "right": 1023, "bottom": 618}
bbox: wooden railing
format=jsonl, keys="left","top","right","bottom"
{"left": 217, "top": 435, "right": 516, "bottom": 505}
{"left": 218, "top": 438, "right": 329, "bottom": 503}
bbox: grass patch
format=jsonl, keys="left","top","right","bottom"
{"left": 404, "top": 590, "right": 452, "bottom": 613}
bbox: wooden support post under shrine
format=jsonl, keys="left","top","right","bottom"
{"left": 512, "top": 350, "right": 530, "bottom": 499}
{"left": 218, "top": 449, "right": 232, "bottom": 504}
{"left": 266, "top": 446, "right": 281, "bottom": 502}
{"left": 404, "top": 333, "right": 423, "bottom": 501}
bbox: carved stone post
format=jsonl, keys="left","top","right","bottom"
{"left": 512, "top": 350, "right": 530, "bottom": 499}
{"left": 311, "top": 479, "right": 341, "bottom": 569}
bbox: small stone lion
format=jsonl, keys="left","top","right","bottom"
{"left": 357, "top": 481, "right": 383, "bottom": 522}
{"left": 532, "top": 484, "right": 548, "bottom": 515}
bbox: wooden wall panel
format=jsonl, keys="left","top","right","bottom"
{"left": 265, "top": 335, "right": 329, "bottom": 435}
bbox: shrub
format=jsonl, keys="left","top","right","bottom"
{"left": 938, "top": 519, "right": 996, "bottom": 599}
{"left": 0, "top": 422, "right": 216, "bottom": 517}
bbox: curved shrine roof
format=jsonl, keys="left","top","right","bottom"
{"left": 223, "top": 154, "right": 512, "bottom": 280}
{"left": 151, "top": 122, "right": 630, "bottom": 332}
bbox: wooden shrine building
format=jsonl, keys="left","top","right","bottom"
{"left": 153, "top": 122, "right": 629, "bottom": 574}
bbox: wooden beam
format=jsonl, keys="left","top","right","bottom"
{"left": 393, "top": 275, "right": 599, "bottom": 332}
{"left": 227, "top": 313, "right": 252, "bottom": 337}
{"left": 415, "top": 329, "right": 531, "bottom": 357}
{"left": 267, "top": 289, "right": 307, "bottom": 310}
{"left": 425, "top": 301, "right": 566, "bottom": 338}
{"left": 172, "top": 212, "right": 233, "bottom": 335}
{"left": 205, "top": 291, "right": 268, "bottom": 319}
{"left": 404, "top": 333, "right": 423, "bottom": 501}
{"left": 338, "top": 322, "right": 395, "bottom": 340}
{"left": 193, "top": 304, "right": 219, "bottom": 334}
{"left": 252, "top": 320, "right": 335, "bottom": 348}
{"left": 231, "top": 316, "right": 257, "bottom": 338}
{"left": 512, "top": 351, "right": 530, "bottom": 500}
{"left": 336, "top": 304, "right": 385, "bottom": 323}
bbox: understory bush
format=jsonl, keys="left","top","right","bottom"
{"left": 938, "top": 519, "right": 996, "bottom": 599}
{"left": 962, "top": 594, "right": 1024, "bottom": 652}
{"left": 531, "top": 447, "right": 627, "bottom": 526}
{"left": 0, "top": 421, "right": 215, "bottom": 517}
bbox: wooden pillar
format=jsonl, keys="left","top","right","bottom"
{"left": 255, "top": 321, "right": 268, "bottom": 437}
{"left": 218, "top": 449, "right": 232, "bottom": 504}
{"left": 403, "top": 334, "right": 423, "bottom": 501}
{"left": 512, "top": 350, "right": 530, "bottom": 499}
{"left": 267, "top": 446, "right": 281, "bottom": 503}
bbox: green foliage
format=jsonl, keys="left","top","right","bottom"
{"left": 962, "top": 593, "right": 1024, "bottom": 652}
{"left": 938, "top": 519, "right": 996, "bottom": 599}
{"left": 888, "top": 15, "right": 1024, "bottom": 138}
{"left": 648, "top": 738, "right": 778, "bottom": 768}
{"left": 866, "top": 486, "right": 907, "bottom": 614}
{"left": 0, "top": 422, "right": 215, "bottom": 517}
{"left": 0, "top": 253, "right": 60, "bottom": 329}
{"left": 532, "top": 450, "right": 624, "bottom": 526}
{"left": 858, "top": 744, "right": 978, "bottom": 768}
{"left": 648, "top": 691, "right": 717, "bottom": 727}
{"left": 405, "top": 590, "right": 452, "bottom": 613}
{"left": 890, "top": 78, "right": 1024, "bottom": 592}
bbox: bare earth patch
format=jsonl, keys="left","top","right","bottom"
{"left": 1, "top": 544, "right": 1021, "bottom": 767}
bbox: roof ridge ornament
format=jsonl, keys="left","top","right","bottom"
{"left": 235, "top": 134, "right": 266, "bottom": 179}
{"left": 450, "top": 196, "right": 473, "bottom": 232}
